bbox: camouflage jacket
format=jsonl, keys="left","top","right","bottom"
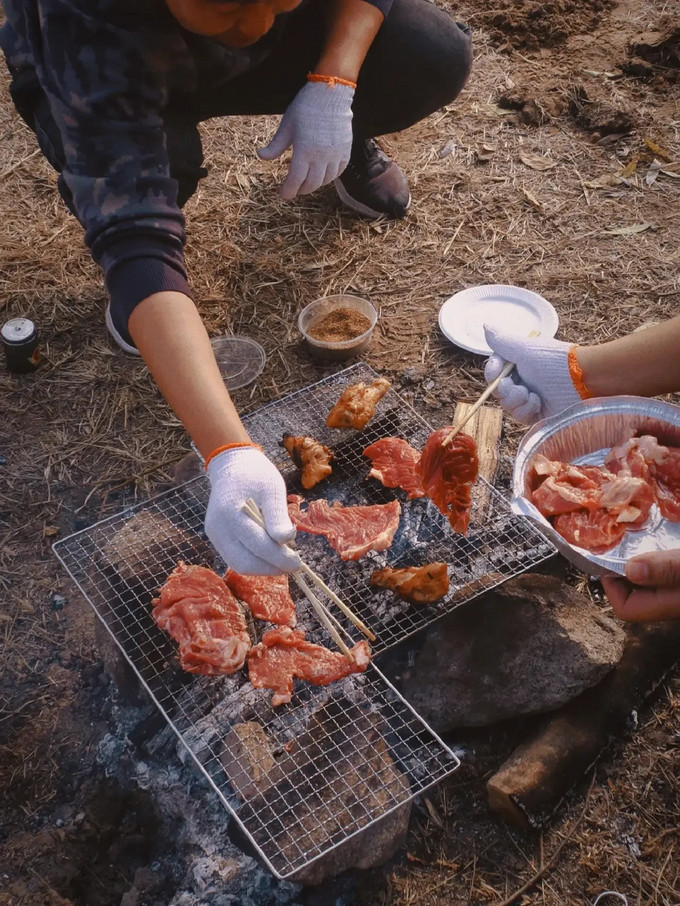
{"left": 0, "top": 0, "right": 392, "bottom": 336}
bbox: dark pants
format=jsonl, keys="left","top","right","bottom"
{"left": 9, "top": 0, "right": 472, "bottom": 210}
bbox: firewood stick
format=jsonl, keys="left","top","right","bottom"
{"left": 442, "top": 328, "right": 541, "bottom": 446}
{"left": 242, "top": 498, "right": 375, "bottom": 643}
{"left": 487, "top": 621, "right": 680, "bottom": 830}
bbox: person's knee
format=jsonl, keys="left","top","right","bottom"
{"left": 427, "top": 20, "right": 473, "bottom": 106}
{"left": 165, "top": 116, "right": 207, "bottom": 207}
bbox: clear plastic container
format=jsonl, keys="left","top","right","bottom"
{"left": 297, "top": 294, "right": 378, "bottom": 362}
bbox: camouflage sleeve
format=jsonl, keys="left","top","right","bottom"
{"left": 35, "top": 0, "right": 192, "bottom": 339}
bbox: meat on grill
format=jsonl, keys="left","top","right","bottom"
{"left": 416, "top": 429, "right": 479, "bottom": 534}
{"left": 224, "top": 569, "right": 297, "bottom": 627}
{"left": 282, "top": 434, "right": 333, "bottom": 489}
{"left": 248, "top": 627, "right": 372, "bottom": 707}
{"left": 288, "top": 494, "right": 401, "bottom": 560}
{"left": 605, "top": 435, "right": 680, "bottom": 522}
{"left": 363, "top": 437, "right": 426, "bottom": 499}
{"left": 152, "top": 562, "right": 251, "bottom": 675}
{"left": 370, "top": 562, "right": 450, "bottom": 604}
{"left": 326, "top": 377, "right": 391, "bottom": 430}
{"left": 529, "top": 451, "right": 656, "bottom": 553}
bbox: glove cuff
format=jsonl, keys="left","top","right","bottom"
{"left": 567, "top": 346, "right": 595, "bottom": 400}
{"left": 205, "top": 441, "right": 263, "bottom": 470}
{"left": 307, "top": 72, "right": 358, "bottom": 90}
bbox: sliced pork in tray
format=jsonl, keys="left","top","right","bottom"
{"left": 224, "top": 569, "right": 297, "bottom": 628}
{"left": 248, "top": 627, "right": 371, "bottom": 707}
{"left": 152, "top": 562, "right": 251, "bottom": 675}
{"left": 288, "top": 494, "right": 401, "bottom": 560}
{"left": 326, "top": 377, "right": 391, "bottom": 430}
{"left": 371, "top": 562, "right": 450, "bottom": 604}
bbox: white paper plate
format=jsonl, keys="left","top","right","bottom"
{"left": 438, "top": 284, "right": 559, "bottom": 355}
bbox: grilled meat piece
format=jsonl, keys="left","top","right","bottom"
{"left": 282, "top": 434, "right": 333, "bottom": 489}
{"left": 371, "top": 562, "right": 450, "bottom": 604}
{"left": 224, "top": 569, "right": 297, "bottom": 627}
{"left": 416, "top": 429, "right": 479, "bottom": 534}
{"left": 326, "top": 377, "right": 391, "bottom": 430}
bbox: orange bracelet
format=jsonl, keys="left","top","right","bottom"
{"left": 307, "top": 72, "right": 357, "bottom": 90}
{"left": 204, "top": 441, "right": 263, "bottom": 470}
{"left": 568, "top": 346, "right": 595, "bottom": 400}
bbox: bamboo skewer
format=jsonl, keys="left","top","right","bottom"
{"left": 242, "top": 498, "right": 376, "bottom": 647}
{"left": 441, "top": 329, "right": 542, "bottom": 446}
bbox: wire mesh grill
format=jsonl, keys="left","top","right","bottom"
{"left": 53, "top": 362, "right": 553, "bottom": 878}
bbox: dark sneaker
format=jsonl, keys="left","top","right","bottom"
{"left": 105, "top": 303, "right": 140, "bottom": 356}
{"left": 335, "top": 139, "right": 411, "bottom": 219}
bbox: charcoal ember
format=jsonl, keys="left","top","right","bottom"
{"left": 237, "top": 700, "right": 411, "bottom": 884}
{"left": 219, "top": 721, "right": 279, "bottom": 800}
{"left": 98, "top": 511, "right": 212, "bottom": 588}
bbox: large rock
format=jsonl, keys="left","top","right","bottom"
{"left": 400, "top": 573, "right": 625, "bottom": 730}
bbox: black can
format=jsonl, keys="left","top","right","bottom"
{"left": 1, "top": 318, "right": 41, "bottom": 373}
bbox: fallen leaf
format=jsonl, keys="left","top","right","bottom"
{"left": 520, "top": 153, "right": 557, "bottom": 171}
{"left": 660, "top": 161, "right": 680, "bottom": 179}
{"left": 584, "top": 173, "right": 625, "bottom": 189}
{"left": 618, "top": 158, "right": 638, "bottom": 178}
{"left": 43, "top": 525, "right": 59, "bottom": 537}
{"left": 438, "top": 140, "right": 456, "bottom": 159}
{"left": 521, "top": 187, "right": 543, "bottom": 210}
{"left": 644, "top": 137, "right": 673, "bottom": 162}
{"left": 604, "top": 222, "right": 655, "bottom": 236}
{"left": 424, "top": 797, "right": 445, "bottom": 829}
{"left": 645, "top": 159, "right": 662, "bottom": 186}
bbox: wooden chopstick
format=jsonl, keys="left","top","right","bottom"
{"left": 241, "top": 498, "right": 376, "bottom": 644}
{"left": 293, "top": 572, "right": 352, "bottom": 656}
{"left": 441, "top": 328, "right": 542, "bottom": 446}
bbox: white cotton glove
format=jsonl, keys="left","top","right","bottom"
{"left": 483, "top": 325, "right": 583, "bottom": 425}
{"left": 205, "top": 447, "right": 301, "bottom": 576}
{"left": 258, "top": 80, "right": 354, "bottom": 200}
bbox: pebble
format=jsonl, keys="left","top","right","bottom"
{"left": 51, "top": 592, "right": 67, "bottom": 611}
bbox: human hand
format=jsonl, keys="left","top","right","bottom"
{"left": 205, "top": 447, "right": 301, "bottom": 575}
{"left": 258, "top": 80, "right": 354, "bottom": 200}
{"left": 483, "top": 325, "right": 583, "bottom": 425}
{"left": 602, "top": 549, "right": 680, "bottom": 622}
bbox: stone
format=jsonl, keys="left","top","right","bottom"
{"left": 400, "top": 573, "right": 625, "bottom": 731}
{"left": 219, "top": 722, "right": 278, "bottom": 800}
{"left": 237, "top": 701, "right": 412, "bottom": 885}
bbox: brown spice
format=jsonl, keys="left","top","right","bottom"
{"left": 307, "top": 307, "right": 372, "bottom": 343}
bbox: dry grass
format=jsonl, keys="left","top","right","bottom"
{"left": 1, "top": 0, "right": 679, "bottom": 902}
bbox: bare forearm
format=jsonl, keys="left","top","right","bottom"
{"left": 578, "top": 314, "right": 680, "bottom": 398}
{"left": 315, "top": 0, "right": 384, "bottom": 82}
{"left": 128, "top": 292, "right": 250, "bottom": 459}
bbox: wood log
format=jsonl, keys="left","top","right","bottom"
{"left": 487, "top": 620, "right": 680, "bottom": 828}
{"left": 453, "top": 401, "right": 503, "bottom": 517}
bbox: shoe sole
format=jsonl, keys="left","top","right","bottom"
{"left": 105, "top": 304, "right": 141, "bottom": 356}
{"left": 334, "top": 177, "right": 411, "bottom": 220}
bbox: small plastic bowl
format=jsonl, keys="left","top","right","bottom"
{"left": 297, "top": 294, "right": 378, "bottom": 362}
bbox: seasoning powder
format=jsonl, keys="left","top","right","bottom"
{"left": 308, "top": 307, "right": 372, "bottom": 343}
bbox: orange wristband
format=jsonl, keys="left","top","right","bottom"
{"left": 568, "top": 346, "right": 595, "bottom": 400}
{"left": 307, "top": 72, "right": 357, "bottom": 90}
{"left": 204, "top": 441, "right": 263, "bottom": 470}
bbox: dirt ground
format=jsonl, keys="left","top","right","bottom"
{"left": 1, "top": 0, "right": 679, "bottom": 903}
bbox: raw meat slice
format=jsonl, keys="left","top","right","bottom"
{"left": 282, "top": 434, "right": 333, "bottom": 489}
{"left": 416, "top": 429, "right": 479, "bottom": 534}
{"left": 152, "top": 562, "right": 251, "bottom": 675}
{"left": 553, "top": 509, "right": 628, "bottom": 554}
{"left": 224, "top": 569, "right": 297, "bottom": 627}
{"left": 326, "top": 377, "right": 391, "bottom": 430}
{"left": 370, "top": 562, "right": 450, "bottom": 604}
{"left": 363, "top": 437, "right": 426, "bottom": 499}
{"left": 288, "top": 495, "right": 401, "bottom": 560}
{"left": 606, "top": 435, "right": 680, "bottom": 522}
{"left": 248, "top": 627, "right": 371, "bottom": 707}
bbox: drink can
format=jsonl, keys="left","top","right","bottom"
{"left": 1, "top": 318, "right": 41, "bottom": 373}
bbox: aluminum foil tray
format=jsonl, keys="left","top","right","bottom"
{"left": 53, "top": 362, "right": 554, "bottom": 879}
{"left": 512, "top": 396, "right": 680, "bottom": 577}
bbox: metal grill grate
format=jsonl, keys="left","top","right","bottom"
{"left": 53, "top": 363, "right": 554, "bottom": 879}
